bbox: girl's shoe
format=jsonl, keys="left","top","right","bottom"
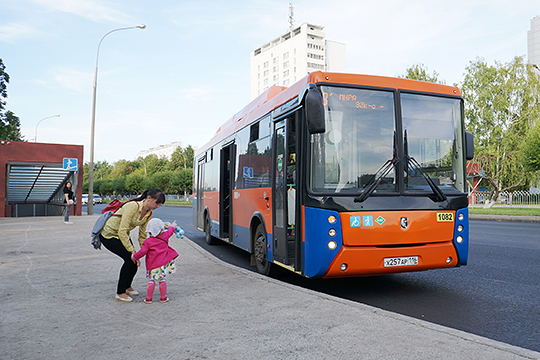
{"left": 115, "top": 294, "right": 133, "bottom": 302}
{"left": 143, "top": 299, "right": 152, "bottom": 304}
{"left": 160, "top": 297, "right": 169, "bottom": 303}
{"left": 126, "top": 289, "right": 139, "bottom": 296}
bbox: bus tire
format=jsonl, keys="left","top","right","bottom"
{"left": 205, "top": 214, "right": 219, "bottom": 245}
{"left": 254, "top": 223, "right": 273, "bottom": 276}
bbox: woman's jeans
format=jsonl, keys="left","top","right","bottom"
{"left": 64, "top": 204, "right": 72, "bottom": 222}
{"left": 99, "top": 234, "right": 137, "bottom": 295}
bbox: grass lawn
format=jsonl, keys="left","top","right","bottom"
{"left": 165, "top": 200, "right": 192, "bottom": 206}
{"left": 469, "top": 206, "right": 540, "bottom": 216}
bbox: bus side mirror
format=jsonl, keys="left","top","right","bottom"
{"left": 305, "top": 85, "right": 325, "bottom": 134}
{"left": 465, "top": 131, "right": 474, "bottom": 160}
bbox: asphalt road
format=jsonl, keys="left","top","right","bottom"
{"left": 92, "top": 204, "right": 540, "bottom": 353}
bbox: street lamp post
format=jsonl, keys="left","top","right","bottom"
{"left": 88, "top": 24, "right": 146, "bottom": 215}
{"left": 34, "top": 115, "right": 60, "bottom": 142}
{"left": 180, "top": 152, "right": 187, "bottom": 169}
{"left": 139, "top": 157, "right": 147, "bottom": 175}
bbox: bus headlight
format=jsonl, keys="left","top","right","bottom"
{"left": 340, "top": 263, "right": 348, "bottom": 271}
{"left": 457, "top": 225, "right": 464, "bottom": 232}
{"left": 328, "top": 215, "right": 337, "bottom": 224}
{"left": 446, "top": 257, "right": 452, "bottom": 264}
{"left": 456, "top": 236, "right": 463, "bottom": 243}
{"left": 328, "top": 241, "right": 337, "bottom": 250}
{"left": 458, "top": 213, "right": 464, "bottom": 221}
{"left": 328, "top": 228, "right": 336, "bottom": 237}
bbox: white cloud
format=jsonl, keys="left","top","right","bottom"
{"left": 0, "top": 22, "right": 46, "bottom": 43}
{"left": 180, "top": 87, "right": 216, "bottom": 102}
{"left": 49, "top": 67, "right": 93, "bottom": 92}
{"left": 29, "top": 0, "right": 134, "bottom": 24}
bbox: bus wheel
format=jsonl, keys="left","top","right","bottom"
{"left": 254, "top": 224, "right": 273, "bottom": 275}
{"left": 205, "top": 214, "right": 218, "bottom": 245}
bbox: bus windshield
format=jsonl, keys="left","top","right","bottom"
{"left": 401, "top": 93, "right": 465, "bottom": 194}
{"left": 310, "top": 86, "right": 466, "bottom": 195}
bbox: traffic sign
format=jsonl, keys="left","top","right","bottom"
{"left": 63, "top": 158, "right": 78, "bottom": 171}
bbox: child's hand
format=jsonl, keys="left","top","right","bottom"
{"left": 171, "top": 220, "right": 177, "bottom": 228}
{"left": 131, "top": 254, "right": 140, "bottom": 267}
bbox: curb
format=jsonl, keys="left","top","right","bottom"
{"left": 470, "top": 214, "right": 540, "bottom": 222}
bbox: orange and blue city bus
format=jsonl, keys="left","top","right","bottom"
{"left": 193, "top": 71, "right": 474, "bottom": 278}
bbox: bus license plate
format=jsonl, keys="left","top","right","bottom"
{"left": 384, "top": 256, "right": 419, "bottom": 267}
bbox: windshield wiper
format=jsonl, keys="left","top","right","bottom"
{"left": 404, "top": 130, "right": 447, "bottom": 203}
{"left": 354, "top": 132, "right": 399, "bottom": 203}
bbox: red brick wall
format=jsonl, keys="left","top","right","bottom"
{"left": 0, "top": 141, "right": 84, "bottom": 217}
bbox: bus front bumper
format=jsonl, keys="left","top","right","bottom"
{"left": 322, "top": 241, "right": 459, "bottom": 278}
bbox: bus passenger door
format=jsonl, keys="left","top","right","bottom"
{"left": 273, "top": 122, "right": 288, "bottom": 263}
{"left": 273, "top": 116, "right": 299, "bottom": 267}
{"left": 220, "top": 143, "right": 235, "bottom": 241}
{"left": 196, "top": 158, "right": 205, "bottom": 228}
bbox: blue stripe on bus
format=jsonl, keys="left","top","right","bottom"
{"left": 303, "top": 207, "right": 343, "bottom": 278}
{"left": 453, "top": 207, "right": 469, "bottom": 266}
{"left": 231, "top": 224, "right": 251, "bottom": 253}
{"left": 230, "top": 224, "right": 274, "bottom": 262}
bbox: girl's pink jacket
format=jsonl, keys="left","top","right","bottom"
{"left": 132, "top": 227, "right": 179, "bottom": 271}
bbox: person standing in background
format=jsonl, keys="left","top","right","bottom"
{"left": 63, "top": 181, "right": 74, "bottom": 224}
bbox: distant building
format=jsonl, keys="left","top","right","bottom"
{"left": 528, "top": 15, "right": 540, "bottom": 66}
{"left": 250, "top": 22, "right": 346, "bottom": 100}
{"left": 134, "top": 141, "right": 184, "bottom": 160}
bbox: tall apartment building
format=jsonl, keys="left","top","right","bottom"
{"left": 134, "top": 141, "right": 185, "bottom": 160}
{"left": 250, "top": 23, "right": 346, "bottom": 99}
{"left": 528, "top": 15, "right": 540, "bottom": 66}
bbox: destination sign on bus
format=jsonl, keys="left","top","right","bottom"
{"left": 322, "top": 91, "right": 385, "bottom": 110}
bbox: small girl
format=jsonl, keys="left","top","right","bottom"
{"left": 131, "top": 218, "right": 179, "bottom": 303}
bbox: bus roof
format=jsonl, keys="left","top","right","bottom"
{"left": 195, "top": 71, "right": 461, "bottom": 156}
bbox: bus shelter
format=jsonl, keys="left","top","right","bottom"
{"left": 0, "top": 141, "right": 83, "bottom": 218}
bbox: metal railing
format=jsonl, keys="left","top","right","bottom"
{"left": 469, "top": 190, "right": 540, "bottom": 207}
{"left": 102, "top": 194, "right": 192, "bottom": 202}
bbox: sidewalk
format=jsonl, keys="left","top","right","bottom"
{"left": 1, "top": 215, "right": 539, "bottom": 360}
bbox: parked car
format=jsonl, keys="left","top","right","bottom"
{"left": 81, "top": 194, "right": 102, "bottom": 205}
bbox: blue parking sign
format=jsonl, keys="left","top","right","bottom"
{"left": 63, "top": 158, "right": 78, "bottom": 171}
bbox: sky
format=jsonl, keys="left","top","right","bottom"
{"left": 1, "top": 0, "right": 539, "bottom": 163}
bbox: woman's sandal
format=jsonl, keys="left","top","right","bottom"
{"left": 126, "top": 289, "right": 139, "bottom": 296}
{"left": 115, "top": 294, "right": 133, "bottom": 302}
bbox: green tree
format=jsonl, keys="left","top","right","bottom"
{"left": 171, "top": 168, "right": 193, "bottom": 197}
{"left": 400, "top": 63, "right": 446, "bottom": 84}
{"left": 112, "top": 177, "right": 126, "bottom": 195}
{"left": 169, "top": 145, "right": 195, "bottom": 170}
{"left": 83, "top": 160, "right": 113, "bottom": 184}
{"left": 461, "top": 56, "right": 540, "bottom": 204}
{"left": 111, "top": 160, "right": 135, "bottom": 178}
{"left": 125, "top": 172, "right": 146, "bottom": 194}
{"left": 99, "top": 179, "right": 114, "bottom": 196}
{"left": 141, "top": 154, "right": 167, "bottom": 175}
{"left": 148, "top": 171, "right": 175, "bottom": 194}
{"left": 0, "top": 59, "right": 23, "bottom": 141}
